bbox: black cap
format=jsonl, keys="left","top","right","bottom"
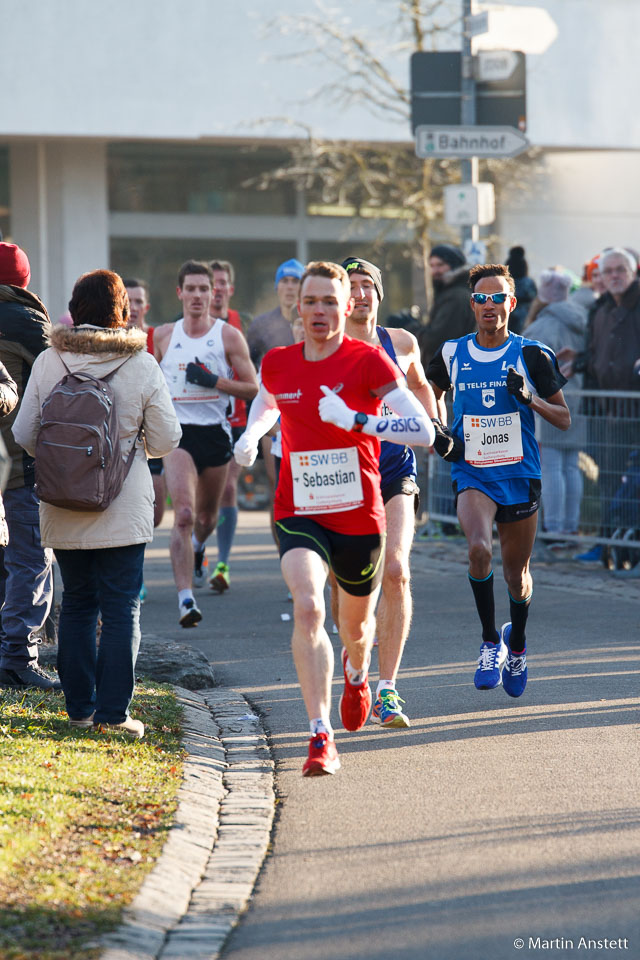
{"left": 429, "top": 244, "right": 466, "bottom": 271}
{"left": 341, "top": 256, "right": 384, "bottom": 303}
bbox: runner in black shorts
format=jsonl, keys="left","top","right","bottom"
{"left": 154, "top": 261, "right": 258, "bottom": 628}
{"left": 276, "top": 516, "right": 385, "bottom": 597}
{"left": 381, "top": 475, "right": 420, "bottom": 511}
{"left": 427, "top": 263, "right": 569, "bottom": 698}
{"left": 177, "top": 423, "right": 232, "bottom": 474}
{"left": 330, "top": 257, "right": 437, "bottom": 730}
{"left": 234, "top": 261, "right": 435, "bottom": 777}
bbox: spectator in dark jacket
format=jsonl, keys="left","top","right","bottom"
{"left": 505, "top": 246, "right": 537, "bottom": 334}
{"left": 0, "top": 243, "right": 59, "bottom": 691}
{"left": 0, "top": 363, "right": 19, "bottom": 537}
{"left": 419, "top": 244, "right": 473, "bottom": 366}
{"left": 558, "top": 247, "right": 640, "bottom": 557}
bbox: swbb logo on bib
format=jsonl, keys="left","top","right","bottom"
{"left": 290, "top": 447, "right": 363, "bottom": 514}
{"left": 463, "top": 412, "right": 523, "bottom": 467}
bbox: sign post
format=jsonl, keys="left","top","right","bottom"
{"left": 415, "top": 125, "right": 529, "bottom": 159}
{"left": 460, "top": 0, "right": 478, "bottom": 246}
{"left": 410, "top": 1, "right": 549, "bottom": 249}
{"left": 444, "top": 183, "right": 496, "bottom": 227}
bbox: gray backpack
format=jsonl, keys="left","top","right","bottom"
{"left": 35, "top": 356, "right": 140, "bottom": 511}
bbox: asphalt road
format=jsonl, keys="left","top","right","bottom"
{"left": 140, "top": 509, "right": 640, "bottom": 960}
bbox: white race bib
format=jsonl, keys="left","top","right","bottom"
{"left": 463, "top": 412, "right": 523, "bottom": 467}
{"left": 172, "top": 381, "right": 222, "bottom": 403}
{"left": 290, "top": 447, "right": 363, "bottom": 514}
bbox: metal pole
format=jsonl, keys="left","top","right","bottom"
{"left": 461, "top": 0, "right": 478, "bottom": 248}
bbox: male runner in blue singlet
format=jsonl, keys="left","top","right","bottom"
{"left": 426, "top": 263, "right": 570, "bottom": 697}
{"left": 338, "top": 256, "right": 438, "bottom": 726}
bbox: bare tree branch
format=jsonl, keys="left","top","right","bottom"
{"left": 256, "top": 1, "right": 541, "bottom": 304}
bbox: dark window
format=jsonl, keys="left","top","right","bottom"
{"left": 108, "top": 143, "right": 297, "bottom": 216}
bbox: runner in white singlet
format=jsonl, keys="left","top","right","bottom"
{"left": 154, "top": 260, "right": 258, "bottom": 628}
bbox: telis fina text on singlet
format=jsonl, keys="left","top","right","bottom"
{"left": 445, "top": 333, "right": 541, "bottom": 484}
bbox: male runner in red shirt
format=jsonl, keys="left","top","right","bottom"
{"left": 235, "top": 261, "right": 435, "bottom": 776}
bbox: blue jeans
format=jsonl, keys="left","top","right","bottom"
{"left": 55, "top": 543, "right": 145, "bottom": 724}
{"left": 0, "top": 486, "right": 54, "bottom": 670}
{"left": 540, "top": 446, "right": 583, "bottom": 534}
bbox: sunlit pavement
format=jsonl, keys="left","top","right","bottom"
{"left": 140, "top": 509, "right": 640, "bottom": 960}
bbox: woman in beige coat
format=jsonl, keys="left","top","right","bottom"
{"left": 13, "top": 270, "right": 181, "bottom": 738}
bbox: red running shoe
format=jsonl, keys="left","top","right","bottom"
{"left": 302, "top": 733, "right": 340, "bottom": 777}
{"left": 339, "top": 648, "right": 372, "bottom": 731}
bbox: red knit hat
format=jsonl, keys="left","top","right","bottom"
{"left": 0, "top": 243, "right": 31, "bottom": 288}
{"left": 584, "top": 255, "right": 600, "bottom": 283}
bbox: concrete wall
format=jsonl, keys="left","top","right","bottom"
{"left": 9, "top": 142, "right": 108, "bottom": 317}
{"left": 1, "top": 0, "right": 640, "bottom": 148}
{"left": 497, "top": 150, "right": 640, "bottom": 276}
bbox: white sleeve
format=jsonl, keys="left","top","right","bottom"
{"left": 243, "top": 383, "right": 280, "bottom": 442}
{"left": 360, "top": 385, "right": 435, "bottom": 447}
{"left": 233, "top": 383, "right": 280, "bottom": 466}
{"left": 318, "top": 383, "right": 435, "bottom": 447}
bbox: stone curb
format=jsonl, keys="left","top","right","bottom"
{"left": 99, "top": 686, "right": 275, "bottom": 960}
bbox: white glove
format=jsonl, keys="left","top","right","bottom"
{"left": 318, "top": 385, "right": 356, "bottom": 431}
{"left": 233, "top": 432, "right": 259, "bottom": 467}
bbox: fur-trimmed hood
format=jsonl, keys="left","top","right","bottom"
{"left": 48, "top": 323, "right": 147, "bottom": 356}
{"left": 437, "top": 264, "right": 472, "bottom": 291}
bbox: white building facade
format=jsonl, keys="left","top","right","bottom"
{"left": 1, "top": 0, "right": 639, "bottom": 320}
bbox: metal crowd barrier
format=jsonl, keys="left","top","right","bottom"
{"left": 418, "top": 389, "right": 640, "bottom": 570}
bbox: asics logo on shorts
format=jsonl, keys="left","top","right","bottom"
{"left": 360, "top": 563, "right": 374, "bottom": 576}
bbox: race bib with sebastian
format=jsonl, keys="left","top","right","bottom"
{"left": 261, "top": 337, "right": 400, "bottom": 535}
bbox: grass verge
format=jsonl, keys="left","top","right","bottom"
{"left": 0, "top": 681, "right": 184, "bottom": 960}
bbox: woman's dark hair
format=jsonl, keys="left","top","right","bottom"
{"left": 68, "top": 270, "right": 130, "bottom": 329}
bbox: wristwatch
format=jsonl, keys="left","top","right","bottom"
{"left": 352, "top": 412, "right": 368, "bottom": 433}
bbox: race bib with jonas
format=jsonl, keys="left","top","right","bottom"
{"left": 290, "top": 447, "right": 364, "bottom": 514}
{"left": 463, "top": 412, "right": 523, "bottom": 467}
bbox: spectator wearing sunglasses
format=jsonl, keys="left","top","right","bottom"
{"left": 425, "top": 263, "right": 570, "bottom": 699}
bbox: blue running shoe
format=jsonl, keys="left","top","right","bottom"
{"left": 371, "top": 689, "right": 410, "bottom": 728}
{"left": 474, "top": 637, "right": 507, "bottom": 690}
{"left": 575, "top": 544, "right": 602, "bottom": 563}
{"left": 501, "top": 622, "right": 528, "bottom": 698}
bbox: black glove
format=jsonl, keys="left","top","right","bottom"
{"left": 431, "top": 419, "right": 464, "bottom": 462}
{"left": 506, "top": 365, "right": 532, "bottom": 405}
{"left": 185, "top": 357, "right": 219, "bottom": 389}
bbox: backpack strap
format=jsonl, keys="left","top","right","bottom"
{"left": 123, "top": 423, "right": 144, "bottom": 473}
{"left": 101, "top": 356, "right": 133, "bottom": 382}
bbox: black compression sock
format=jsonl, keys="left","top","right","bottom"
{"left": 508, "top": 591, "right": 531, "bottom": 652}
{"left": 468, "top": 571, "right": 500, "bottom": 644}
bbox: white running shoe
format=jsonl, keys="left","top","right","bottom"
{"left": 179, "top": 598, "right": 202, "bottom": 628}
